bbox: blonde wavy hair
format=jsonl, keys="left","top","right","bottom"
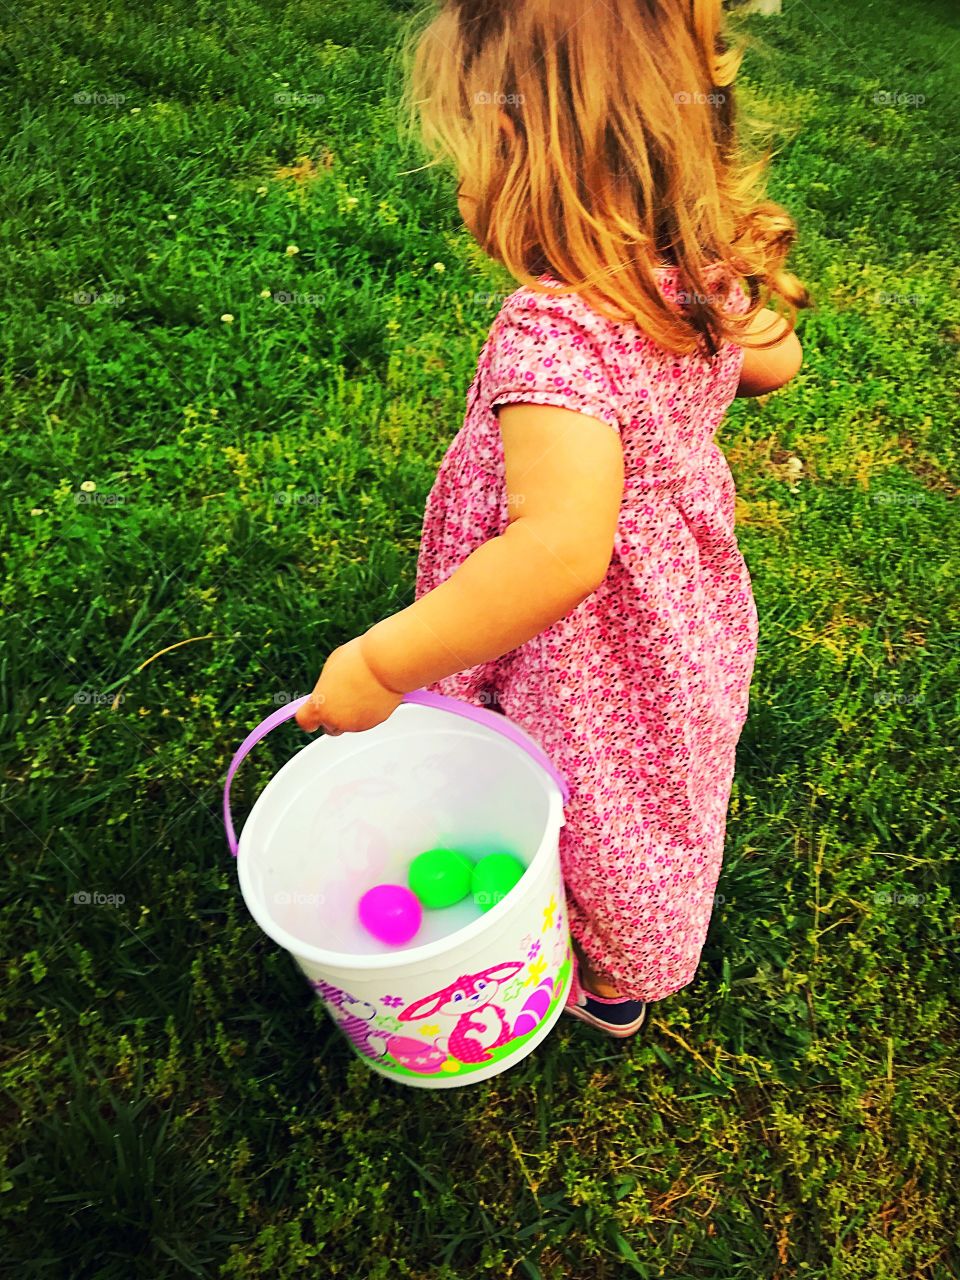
{"left": 396, "top": 0, "right": 811, "bottom": 358}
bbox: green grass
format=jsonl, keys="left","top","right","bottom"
{"left": 1, "top": 0, "right": 958, "bottom": 1275}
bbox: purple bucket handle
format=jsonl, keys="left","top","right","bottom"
{"left": 222, "top": 689, "right": 570, "bottom": 857}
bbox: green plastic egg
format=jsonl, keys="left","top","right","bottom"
{"left": 471, "top": 853, "right": 526, "bottom": 913}
{"left": 408, "top": 847, "right": 474, "bottom": 910}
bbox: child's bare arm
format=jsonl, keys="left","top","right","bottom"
{"left": 360, "top": 403, "right": 625, "bottom": 695}
{"left": 735, "top": 307, "right": 803, "bottom": 397}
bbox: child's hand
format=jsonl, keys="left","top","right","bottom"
{"left": 294, "top": 636, "right": 404, "bottom": 736}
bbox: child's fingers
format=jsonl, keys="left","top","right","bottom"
{"left": 295, "top": 693, "right": 328, "bottom": 733}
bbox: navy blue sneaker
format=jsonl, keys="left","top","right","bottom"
{"left": 563, "top": 956, "right": 647, "bottom": 1038}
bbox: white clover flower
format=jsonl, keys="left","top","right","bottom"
{"left": 221, "top": 313, "right": 234, "bottom": 324}
{"left": 260, "top": 288, "right": 271, "bottom": 298}
{"left": 433, "top": 262, "right": 445, "bottom": 272}
{"left": 80, "top": 480, "right": 97, "bottom": 492}
{"left": 285, "top": 244, "right": 300, "bottom": 256}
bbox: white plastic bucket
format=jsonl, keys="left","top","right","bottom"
{"left": 222, "top": 690, "right": 574, "bottom": 1089}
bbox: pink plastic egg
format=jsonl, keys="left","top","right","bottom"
{"left": 358, "top": 883, "right": 423, "bottom": 946}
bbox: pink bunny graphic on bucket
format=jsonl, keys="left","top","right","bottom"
{"left": 398, "top": 961, "right": 525, "bottom": 1065}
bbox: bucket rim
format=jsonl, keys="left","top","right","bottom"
{"left": 235, "top": 721, "right": 568, "bottom": 970}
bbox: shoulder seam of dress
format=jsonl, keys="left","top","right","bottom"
{"left": 490, "top": 288, "right": 628, "bottom": 402}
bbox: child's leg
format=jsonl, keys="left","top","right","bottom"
{"left": 571, "top": 934, "right": 622, "bottom": 999}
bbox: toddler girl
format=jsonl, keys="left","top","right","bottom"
{"left": 297, "top": 0, "right": 809, "bottom": 1037}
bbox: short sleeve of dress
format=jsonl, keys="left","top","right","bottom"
{"left": 484, "top": 289, "right": 623, "bottom": 436}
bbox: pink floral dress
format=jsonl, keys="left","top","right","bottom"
{"left": 414, "top": 267, "right": 758, "bottom": 1003}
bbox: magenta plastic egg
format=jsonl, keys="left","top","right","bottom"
{"left": 358, "top": 884, "right": 423, "bottom": 946}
